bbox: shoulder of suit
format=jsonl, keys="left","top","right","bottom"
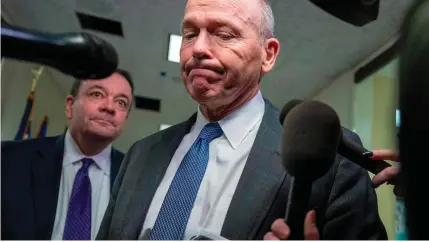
{"left": 111, "top": 147, "right": 125, "bottom": 158}
{"left": 134, "top": 119, "right": 190, "bottom": 145}
{"left": 1, "top": 135, "right": 60, "bottom": 152}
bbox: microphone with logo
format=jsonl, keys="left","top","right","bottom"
{"left": 1, "top": 24, "right": 118, "bottom": 80}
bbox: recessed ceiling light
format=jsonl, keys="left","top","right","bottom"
{"left": 159, "top": 124, "right": 172, "bottom": 130}
{"left": 167, "top": 34, "right": 182, "bottom": 63}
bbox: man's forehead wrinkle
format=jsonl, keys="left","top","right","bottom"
{"left": 184, "top": 0, "right": 260, "bottom": 29}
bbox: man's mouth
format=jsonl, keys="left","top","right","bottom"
{"left": 93, "top": 119, "right": 114, "bottom": 126}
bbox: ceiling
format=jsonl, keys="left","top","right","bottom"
{"left": 2, "top": 0, "right": 412, "bottom": 109}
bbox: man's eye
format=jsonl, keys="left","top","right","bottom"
{"left": 217, "top": 32, "right": 234, "bottom": 40}
{"left": 183, "top": 33, "right": 198, "bottom": 40}
{"left": 117, "top": 99, "right": 128, "bottom": 108}
{"left": 90, "top": 91, "right": 103, "bottom": 98}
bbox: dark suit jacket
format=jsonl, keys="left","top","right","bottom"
{"left": 1, "top": 135, "right": 124, "bottom": 240}
{"left": 97, "top": 100, "right": 387, "bottom": 240}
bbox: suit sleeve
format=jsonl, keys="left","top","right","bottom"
{"left": 96, "top": 142, "right": 136, "bottom": 240}
{"left": 322, "top": 131, "right": 388, "bottom": 240}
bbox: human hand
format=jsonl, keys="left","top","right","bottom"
{"left": 370, "top": 149, "right": 400, "bottom": 187}
{"left": 263, "top": 210, "right": 319, "bottom": 240}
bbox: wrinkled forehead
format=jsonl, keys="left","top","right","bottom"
{"left": 183, "top": 0, "right": 261, "bottom": 29}
{"left": 81, "top": 73, "right": 132, "bottom": 96}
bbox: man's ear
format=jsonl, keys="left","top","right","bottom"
{"left": 261, "top": 37, "right": 280, "bottom": 74}
{"left": 65, "top": 95, "right": 75, "bottom": 119}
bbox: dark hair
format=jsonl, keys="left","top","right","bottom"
{"left": 69, "top": 68, "right": 135, "bottom": 97}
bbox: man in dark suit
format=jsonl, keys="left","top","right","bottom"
{"left": 97, "top": 0, "right": 387, "bottom": 240}
{"left": 1, "top": 69, "right": 134, "bottom": 240}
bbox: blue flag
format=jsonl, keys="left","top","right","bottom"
{"left": 37, "top": 116, "right": 48, "bottom": 138}
{"left": 15, "top": 92, "right": 35, "bottom": 140}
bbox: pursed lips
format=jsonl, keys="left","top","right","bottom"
{"left": 189, "top": 68, "right": 225, "bottom": 82}
{"left": 92, "top": 118, "right": 115, "bottom": 127}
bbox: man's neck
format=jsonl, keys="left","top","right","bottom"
{"left": 200, "top": 87, "right": 259, "bottom": 122}
{"left": 70, "top": 131, "right": 111, "bottom": 157}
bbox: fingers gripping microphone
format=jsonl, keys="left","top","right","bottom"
{"left": 281, "top": 101, "right": 341, "bottom": 239}
{"left": 1, "top": 25, "right": 118, "bottom": 80}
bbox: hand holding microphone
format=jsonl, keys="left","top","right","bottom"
{"left": 265, "top": 100, "right": 342, "bottom": 240}
{"left": 369, "top": 150, "right": 400, "bottom": 187}
{"left": 265, "top": 99, "right": 395, "bottom": 240}
{"left": 264, "top": 210, "right": 319, "bottom": 240}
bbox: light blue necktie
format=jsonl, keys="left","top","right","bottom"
{"left": 149, "top": 123, "right": 223, "bottom": 240}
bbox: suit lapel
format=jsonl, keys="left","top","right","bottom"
{"left": 119, "top": 115, "right": 197, "bottom": 239}
{"left": 110, "top": 149, "right": 124, "bottom": 189}
{"left": 221, "top": 101, "right": 287, "bottom": 240}
{"left": 31, "top": 135, "right": 64, "bottom": 240}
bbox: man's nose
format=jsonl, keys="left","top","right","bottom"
{"left": 192, "top": 32, "right": 213, "bottom": 60}
{"left": 99, "top": 98, "right": 116, "bottom": 114}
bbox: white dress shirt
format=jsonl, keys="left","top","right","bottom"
{"left": 141, "top": 91, "right": 265, "bottom": 240}
{"left": 51, "top": 130, "right": 112, "bottom": 240}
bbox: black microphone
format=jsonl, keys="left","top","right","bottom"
{"left": 1, "top": 25, "right": 118, "bottom": 80}
{"left": 279, "top": 99, "right": 391, "bottom": 175}
{"left": 281, "top": 101, "right": 341, "bottom": 239}
{"left": 337, "top": 134, "right": 391, "bottom": 175}
{"left": 279, "top": 99, "right": 303, "bottom": 125}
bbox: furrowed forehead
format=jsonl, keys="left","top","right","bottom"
{"left": 182, "top": 0, "right": 261, "bottom": 31}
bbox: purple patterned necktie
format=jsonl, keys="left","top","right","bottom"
{"left": 63, "top": 158, "right": 93, "bottom": 240}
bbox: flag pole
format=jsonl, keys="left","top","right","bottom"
{"left": 14, "top": 66, "right": 44, "bottom": 140}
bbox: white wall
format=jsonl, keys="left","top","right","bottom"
{"left": 1, "top": 59, "right": 68, "bottom": 140}
{"left": 312, "top": 70, "right": 355, "bottom": 129}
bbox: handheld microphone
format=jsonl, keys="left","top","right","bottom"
{"left": 1, "top": 25, "right": 118, "bottom": 80}
{"left": 281, "top": 101, "right": 341, "bottom": 239}
{"left": 279, "top": 99, "right": 304, "bottom": 125}
{"left": 279, "top": 99, "right": 391, "bottom": 176}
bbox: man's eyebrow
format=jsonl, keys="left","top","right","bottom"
{"left": 180, "top": 18, "right": 194, "bottom": 32}
{"left": 88, "top": 85, "right": 131, "bottom": 102}
{"left": 116, "top": 93, "right": 131, "bottom": 102}
{"left": 88, "top": 85, "right": 106, "bottom": 91}
{"left": 181, "top": 17, "right": 242, "bottom": 32}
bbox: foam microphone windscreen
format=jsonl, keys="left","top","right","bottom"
{"left": 279, "top": 99, "right": 303, "bottom": 125}
{"left": 281, "top": 101, "right": 341, "bottom": 181}
{"left": 1, "top": 25, "right": 118, "bottom": 79}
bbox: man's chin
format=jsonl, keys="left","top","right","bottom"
{"left": 191, "top": 91, "right": 219, "bottom": 104}
{"left": 86, "top": 128, "right": 117, "bottom": 140}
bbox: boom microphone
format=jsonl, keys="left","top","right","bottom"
{"left": 1, "top": 25, "right": 118, "bottom": 80}
{"left": 281, "top": 101, "right": 340, "bottom": 239}
{"left": 279, "top": 99, "right": 391, "bottom": 175}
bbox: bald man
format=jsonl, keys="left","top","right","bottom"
{"left": 97, "top": 0, "right": 387, "bottom": 240}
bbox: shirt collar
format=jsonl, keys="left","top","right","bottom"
{"left": 63, "top": 130, "right": 112, "bottom": 175}
{"left": 193, "top": 90, "right": 265, "bottom": 149}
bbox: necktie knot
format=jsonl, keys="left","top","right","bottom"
{"left": 199, "top": 123, "right": 223, "bottom": 142}
{"left": 81, "top": 158, "right": 94, "bottom": 170}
